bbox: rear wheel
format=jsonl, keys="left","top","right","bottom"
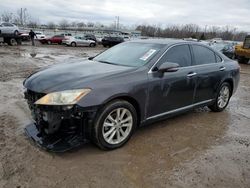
{"left": 238, "top": 56, "right": 249, "bottom": 64}
{"left": 9, "top": 38, "right": 17, "bottom": 46}
{"left": 89, "top": 43, "right": 96, "bottom": 47}
{"left": 209, "top": 82, "right": 231, "bottom": 112}
{"left": 71, "top": 42, "right": 76, "bottom": 47}
{"left": 92, "top": 100, "right": 137, "bottom": 150}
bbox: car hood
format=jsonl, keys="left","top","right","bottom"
{"left": 24, "top": 60, "right": 135, "bottom": 93}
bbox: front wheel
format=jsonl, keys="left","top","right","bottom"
{"left": 209, "top": 82, "right": 231, "bottom": 112}
{"left": 92, "top": 100, "right": 137, "bottom": 150}
{"left": 71, "top": 42, "right": 76, "bottom": 47}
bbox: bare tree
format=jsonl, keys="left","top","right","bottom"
{"left": 15, "top": 8, "right": 29, "bottom": 26}
{"left": 47, "top": 21, "right": 56, "bottom": 29}
{"left": 59, "top": 19, "right": 69, "bottom": 29}
{"left": 77, "top": 22, "right": 86, "bottom": 28}
{"left": 136, "top": 24, "right": 247, "bottom": 41}
{"left": 87, "top": 22, "right": 94, "bottom": 27}
{"left": 70, "top": 21, "right": 77, "bottom": 28}
{"left": 27, "top": 20, "right": 38, "bottom": 28}
{"left": 1, "top": 11, "right": 13, "bottom": 22}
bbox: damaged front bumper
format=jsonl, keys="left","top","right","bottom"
{"left": 25, "top": 123, "right": 88, "bottom": 152}
{"left": 24, "top": 89, "right": 97, "bottom": 152}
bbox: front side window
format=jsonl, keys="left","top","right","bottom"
{"left": 192, "top": 45, "right": 217, "bottom": 65}
{"left": 158, "top": 45, "right": 192, "bottom": 67}
{"left": 3, "top": 23, "right": 13, "bottom": 27}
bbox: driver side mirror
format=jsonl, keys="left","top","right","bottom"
{"left": 156, "top": 62, "right": 180, "bottom": 73}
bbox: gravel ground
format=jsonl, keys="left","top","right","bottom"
{"left": 0, "top": 43, "right": 250, "bottom": 188}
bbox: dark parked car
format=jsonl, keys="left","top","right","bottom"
{"left": 23, "top": 39, "right": 240, "bottom": 152}
{"left": 84, "top": 34, "right": 97, "bottom": 42}
{"left": 39, "top": 35, "right": 65, "bottom": 44}
{"left": 210, "top": 42, "right": 235, "bottom": 59}
{"left": 102, "top": 36, "right": 124, "bottom": 47}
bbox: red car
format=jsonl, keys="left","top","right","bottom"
{"left": 39, "top": 35, "right": 65, "bottom": 45}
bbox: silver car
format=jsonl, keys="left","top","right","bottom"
{"left": 0, "top": 22, "right": 19, "bottom": 35}
{"left": 64, "top": 36, "right": 96, "bottom": 47}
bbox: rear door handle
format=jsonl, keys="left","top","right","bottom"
{"left": 187, "top": 72, "right": 197, "bottom": 77}
{"left": 219, "top": 66, "right": 226, "bottom": 71}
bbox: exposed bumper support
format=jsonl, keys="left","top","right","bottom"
{"left": 25, "top": 123, "right": 89, "bottom": 152}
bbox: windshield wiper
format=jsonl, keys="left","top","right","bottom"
{"left": 98, "top": 60, "right": 118, "bottom": 65}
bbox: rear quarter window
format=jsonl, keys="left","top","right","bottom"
{"left": 192, "top": 45, "right": 217, "bottom": 65}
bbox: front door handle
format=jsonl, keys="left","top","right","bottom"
{"left": 187, "top": 72, "right": 197, "bottom": 77}
{"left": 219, "top": 66, "right": 226, "bottom": 71}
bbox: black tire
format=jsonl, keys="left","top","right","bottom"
{"left": 209, "top": 82, "right": 231, "bottom": 112}
{"left": 71, "top": 42, "right": 76, "bottom": 47}
{"left": 92, "top": 100, "right": 137, "bottom": 150}
{"left": 89, "top": 43, "right": 96, "bottom": 47}
{"left": 14, "top": 30, "right": 19, "bottom": 36}
{"left": 9, "top": 38, "right": 17, "bottom": 46}
{"left": 238, "top": 56, "right": 249, "bottom": 64}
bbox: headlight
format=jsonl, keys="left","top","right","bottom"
{"left": 35, "top": 89, "right": 91, "bottom": 105}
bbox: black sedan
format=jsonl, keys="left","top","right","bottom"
{"left": 102, "top": 36, "right": 124, "bottom": 47}
{"left": 23, "top": 39, "right": 240, "bottom": 152}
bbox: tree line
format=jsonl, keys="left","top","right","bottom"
{"left": 135, "top": 24, "right": 247, "bottom": 41}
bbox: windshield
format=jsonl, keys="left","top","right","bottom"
{"left": 94, "top": 42, "right": 164, "bottom": 67}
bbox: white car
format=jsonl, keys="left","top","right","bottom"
{"left": 64, "top": 36, "right": 96, "bottom": 47}
{"left": 35, "top": 32, "right": 46, "bottom": 39}
{"left": 0, "top": 22, "right": 19, "bottom": 35}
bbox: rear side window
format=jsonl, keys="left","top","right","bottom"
{"left": 158, "top": 45, "right": 192, "bottom": 67}
{"left": 192, "top": 45, "right": 217, "bottom": 65}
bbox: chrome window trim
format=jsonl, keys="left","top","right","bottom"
{"left": 148, "top": 43, "right": 224, "bottom": 74}
{"left": 146, "top": 99, "right": 213, "bottom": 120}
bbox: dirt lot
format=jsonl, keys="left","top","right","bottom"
{"left": 0, "top": 43, "right": 250, "bottom": 188}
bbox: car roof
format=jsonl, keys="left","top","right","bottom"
{"left": 128, "top": 38, "right": 215, "bottom": 48}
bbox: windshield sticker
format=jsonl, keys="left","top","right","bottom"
{"left": 140, "top": 49, "right": 157, "bottom": 61}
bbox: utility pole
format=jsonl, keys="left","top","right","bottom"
{"left": 20, "top": 8, "right": 23, "bottom": 26}
{"left": 115, "top": 16, "right": 119, "bottom": 30}
{"left": 117, "top": 16, "right": 119, "bottom": 30}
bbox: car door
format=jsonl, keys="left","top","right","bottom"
{"left": 74, "top": 37, "right": 81, "bottom": 46}
{"left": 81, "top": 37, "right": 89, "bottom": 46}
{"left": 0, "top": 23, "right": 9, "bottom": 33}
{"left": 191, "top": 44, "right": 226, "bottom": 103}
{"left": 147, "top": 44, "right": 197, "bottom": 118}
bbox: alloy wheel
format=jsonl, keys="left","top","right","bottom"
{"left": 102, "top": 108, "right": 133, "bottom": 145}
{"left": 217, "top": 85, "right": 230, "bottom": 109}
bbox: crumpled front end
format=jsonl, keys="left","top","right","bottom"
{"left": 24, "top": 89, "right": 96, "bottom": 152}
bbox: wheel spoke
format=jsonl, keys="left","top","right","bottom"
{"left": 107, "top": 115, "right": 116, "bottom": 124}
{"left": 104, "top": 127, "right": 115, "bottom": 139}
{"left": 116, "top": 108, "right": 122, "bottom": 120}
{"left": 120, "top": 109, "right": 126, "bottom": 120}
{"left": 104, "top": 122, "right": 114, "bottom": 127}
{"left": 120, "top": 128, "right": 126, "bottom": 137}
{"left": 116, "top": 130, "right": 121, "bottom": 142}
{"left": 121, "top": 116, "right": 132, "bottom": 124}
{"left": 121, "top": 123, "right": 131, "bottom": 127}
{"left": 107, "top": 130, "right": 116, "bottom": 142}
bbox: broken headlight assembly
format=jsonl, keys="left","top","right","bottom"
{"left": 35, "top": 89, "right": 91, "bottom": 105}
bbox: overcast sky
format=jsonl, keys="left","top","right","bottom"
{"left": 0, "top": 0, "right": 249, "bottom": 31}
